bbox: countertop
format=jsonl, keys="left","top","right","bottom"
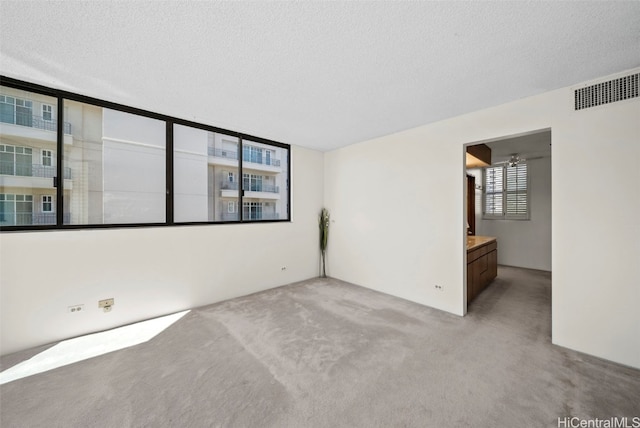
{"left": 467, "top": 235, "right": 497, "bottom": 251}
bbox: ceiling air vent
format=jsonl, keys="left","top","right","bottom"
{"left": 574, "top": 72, "right": 639, "bottom": 111}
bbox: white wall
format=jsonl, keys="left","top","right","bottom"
{"left": 552, "top": 92, "right": 640, "bottom": 369}
{"left": 0, "top": 145, "right": 324, "bottom": 355}
{"left": 324, "top": 68, "right": 640, "bottom": 369}
{"left": 475, "top": 156, "right": 552, "bottom": 271}
{"left": 324, "top": 131, "right": 466, "bottom": 315}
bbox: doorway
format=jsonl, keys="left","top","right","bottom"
{"left": 464, "top": 129, "right": 552, "bottom": 313}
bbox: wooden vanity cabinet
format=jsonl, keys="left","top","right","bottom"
{"left": 467, "top": 238, "right": 497, "bottom": 304}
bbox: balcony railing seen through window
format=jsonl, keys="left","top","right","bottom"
{"left": 208, "top": 147, "right": 238, "bottom": 160}
{"left": 221, "top": 179, "right": 278, "bottom": 193}
{"left": 0, "top": 161, "right": 72, "bottom": 179}
{"left": 1, "top": 212, "right": 71, "bottom": 226}
{"left": 0, "top": 112, "right": 72, "bottom": 134}
{"left": 208, "top": 146, "right": 280, "bottom": 166}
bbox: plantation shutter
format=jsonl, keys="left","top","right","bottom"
{"left": 484, "top": 166, "right": 503, "bottom": 217}
{"left": 505, "top": 163, "right": 528, "bottom": 219}
{"left": 483, "top": 163, "right": 529, "bottom": 220}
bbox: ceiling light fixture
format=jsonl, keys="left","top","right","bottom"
{"left": 508, "top": 154, "right": 522, "bottom": 167}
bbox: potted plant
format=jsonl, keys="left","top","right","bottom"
{"left": 319, "top": 208, "right": 330, "bottom": 278}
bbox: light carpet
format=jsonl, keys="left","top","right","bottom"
{"left": 1, "top": 266, "right": 638, "bottom": 427}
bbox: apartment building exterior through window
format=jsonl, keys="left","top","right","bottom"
{"left": 174, "top": 125, "right": 288, "bottom": 222}
{"left": 0, "top": 81, "right": 290, "bottom": 229}
{"left": 0, "top": 88, "right": 67, "bottom": 226}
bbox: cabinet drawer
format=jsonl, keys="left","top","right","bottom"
{"left": 467, "top": 240, "right": 497, "bottom": 263}
{"left": 468, "top": 248, "right": 481, "bottom": 262}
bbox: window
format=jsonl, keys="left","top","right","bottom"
{"left": 15, "top": 98, "right": 33, "bottom": 127}
{"left": 483, "top": 163, "right": 529, "bottom": 220}
{"left": 62, "top": 102, "right": 166, "bottom": 225}
{"left": 42, "top": 104, "right": 53, "bottom": 121}
{"left": 0, "top": 95, "right": 33, "bottom": 127}
{"left": 42, "top": 149, "right": 52, "bottom": 166}
{"left": 0, "top": 193, "right": 12, "bottom": 223}
{"left": 243, "top": 202, "right": 263, "bottom": 220}
{"left": 174, "top": 125, "right": 240, "bottom": 222}
{"left": 0, "top": 145, "right": 33, "bottom": 176}
{"left": 173, "top": 126, "right": 289, "bottom": 223}
{"left": 241, "top": 139, "right": 289, "bottom": 221}
{"left": 42, "top": 195, "right": 53, "bottom": 212}
{"left": 243, "top": 145, "right": 262, "bottom": 164}
{"left": 1, "top": 78, "right": 290, "bottom": 230}
{"left": 0, "top": 194, "right": 33, "bottom": 226}
{"left": 243, "top": 173, "right": 263, "bottom": 192}
{"left": 0, "top": 87, "right": 58, "bottom": 228}
{"left": 0, "top": 145, "right": 17, "bottom": 175}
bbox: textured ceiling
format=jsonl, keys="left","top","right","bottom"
{"left": 1, "top": 1, "right": 639, "bottom": 151}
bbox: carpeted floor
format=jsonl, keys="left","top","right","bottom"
{"left": 1, "top": 266, "right": 639, "bottom": 427}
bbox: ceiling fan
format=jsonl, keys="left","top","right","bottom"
{"left": 494, "top": 153, "right": 543, "bottom": 167}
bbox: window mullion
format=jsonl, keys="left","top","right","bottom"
{"left": 55, "top": 97, "right": 63, "bottom": 226}
{"left": 502, "top": 165, "right": 507, "bottom": 217}
{"left": 166, "top": 121, "right": 174, "bottom": 225}
{"left": 239, "top": 137, "right": 244, "bottom": 222}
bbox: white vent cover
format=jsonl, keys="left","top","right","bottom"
{"left": 574, "top": 73, "right": 639, "bottom": 110}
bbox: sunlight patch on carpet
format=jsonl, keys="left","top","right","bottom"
{"left": 0, "top": 310, "right": 190, "bottom": 385}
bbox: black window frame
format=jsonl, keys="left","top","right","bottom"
{"left": 0, "top": 76, "right": 291, "bottom": 232}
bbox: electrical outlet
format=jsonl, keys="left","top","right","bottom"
{"left": 434, "top": 285, "right": 444, "bottom": 291}
{"left": 68, "top": 304, "right": 84, "bottom": 313}
{"left": 98, "top": 298, "right": 114, "bottom": 307}
{"left": 98, "top": 298, "right": 114, "bottom": 312}
{"left": 281, "top": 266, "right": 287, "bottom": 271}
